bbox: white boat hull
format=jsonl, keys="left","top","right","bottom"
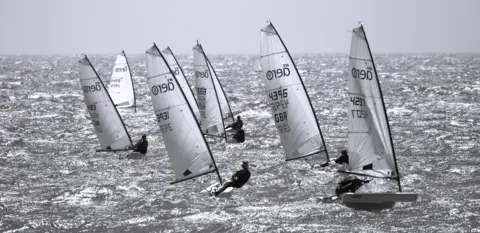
{"left": 340, "top": 192, "right": 418, "bottom": 210}
{"left": 200, "top": 182, "right": 233, "bottom": 198}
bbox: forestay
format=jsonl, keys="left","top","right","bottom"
{"left": 146, "top": 44, "right": 218, "bottom": 183}
{"left": 260, "top": 22, "right": 329, "bottom": 161}
{"left": 107, "top": 51, "right": 136, "bottom": 108}
{"left": 347, "top": 26, "right": 398, "bottom": 179}
{"left": 79, "top": 55, "right": 133, "bottom": 150}
{"left": 193, "top": 43, "right": 226, "bottom": 138}
{"left": 207, "top": 59, "right": 234, "bottom": 121}
{"left": 162, "top": 47, "right": 201, "bottom": 120}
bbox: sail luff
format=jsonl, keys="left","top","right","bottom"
{"left": 148, "top": 43, "right": 223, "bottom": 185}
{"left": 360, "top": 25, "right": 401, "bottom": 192}
{"left": 122, "top": 50, "right": 137, "bottom": 112}
{"left": 267, "top": 22, "right": 330, "bottom": 161}
{"left": 82, "top": 55, "right": 133, "bottom": 148}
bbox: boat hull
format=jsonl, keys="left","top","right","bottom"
{"left": 341, "top": 192, "right": 418, "bottom": 211}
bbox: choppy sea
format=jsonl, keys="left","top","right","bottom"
{"left": 0, "top": 53, "right": 479, "bottom": 232}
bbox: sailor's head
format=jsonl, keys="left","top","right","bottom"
{"left": 341, "top": 149, "right": 348, "bottom": 156}
{"left": 142, "top": 134, "right": 147, "bottom": 140}
{"left": 241, "top": 161, "right": 249, "bottom": 169}
{"left": 237, "top": 116, "right": 241, "bottom": 120}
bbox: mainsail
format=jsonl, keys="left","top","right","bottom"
{"left": 193, "top": 42, "right": 228, "bottom": 140}
{"left": 146, "top": 43, "right": 222, "bottom": 184}
{"left": 260, "top": 22, "right": 329, "bottom": 162}
{"left": 107, "top": 51, "right": 136, "bottom": 110}
{"left": 162, "top": 47, "right": 200, "bottom": 120}
{"left": 79, "top": 55, "right": 133, "bottom": 150}
{"left": 346, "top": 25, "right": 401, "bottom": 190}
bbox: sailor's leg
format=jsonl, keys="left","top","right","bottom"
{"left": 215, "top": 181, "right": 233, "bottom": 196}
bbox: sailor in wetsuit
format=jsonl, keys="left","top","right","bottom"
{"left": 321, "top": 149, "right": 370, "bottom": 196}
{"left": 127, "top": 134, "right": 148, "bottom": 159}
{"left": 226, "top": 116, "right": 243, "bottom": 130}
{"left": 214, "top": 161, "right": 251, "bottom": 197}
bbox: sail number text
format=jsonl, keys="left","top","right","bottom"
{"left": 350, "top": 96, "right": 365, "bottom": 106}
{"left": 266, "top": 64, "right": 290, "bottom": 80}
{"left": 269, "top": 88, "right": 289, "bottom": 112}
{"left": 159, "top": 123, "right": 173, "bottom": 133}
{"left": 109, "top": 77, "right": 122, "bottom": 88}
{"left": 351, "top": 110, "right": 368, "bottom": 118}
{"left": 151, "top": 78, "right": 175, "bottom": 95}
{"left": 156, "top": 111, "right": 169, "bottom": 123}
{"left": 275, "top": 112, "right": 287, "bottom": 123}
{"left": 351, "top": 67, "right": 373, "bottom": 80}
{"left": 196, "top": 87, "right": 207, "bottom": 118}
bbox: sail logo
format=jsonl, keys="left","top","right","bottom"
{"left": 266, "top": 64, "right": 290, "bottom": 80}
{"left": 115, "top": 66, "right": 128, "bottom": 72}
{"left": 83, "top": 81, "right": 102, "bottom": 93}
{"left": 195, "top": 70, "right": 209, "bottom": 78}
{"left": 351, "top": 67, "right": 373, "bottom": 80}
{"left": 151, "top": 78, "right": 175, "bottom": 95}
{"left": 174, "top": 67, "right": 180, "bottom": 75}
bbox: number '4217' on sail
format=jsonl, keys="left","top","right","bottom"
{"left": 338, "top": 25, "right": 418, "bottom": 210}
{"left": 145, "top": 43, "right": 232, "bottom": 197}
{"left": 259, "top": 22, "right": 329, "bottom": 163}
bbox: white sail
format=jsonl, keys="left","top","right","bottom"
{"left": 260, "top": 23, "right": 328, "bottom": 161}
{"left": 162, "top": 47, "right": 201, "bottom": 120}
{"left": 107, "top": 51, "right": 135, "bottom": 108}
{"left": 193, "top": 43, "right": 226, "bottom": 137}
{"left": 146, "top": 44, "right": 217, "bottom": 182}
{"left": 207, "top": 60, "right": 233, "bottom": 121}
{"left": 79, "top": 55, "right": 132, "bottom": 150}
{"left": 347, "top": 26, "right": 397, "bottom": 178}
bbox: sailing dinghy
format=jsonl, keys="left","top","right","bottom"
{"left": 107, "top": 50, "right": 136, "bottom": 111}
{"left": 146, "top": 43, "right": 232, "bottom": 197}
{"left": 78, "top": 55, "right": 134, "bottom": 153}
{"left": 162, "top": 47, "right": 201, "bottom": 120}
{"left": 260, "top": 22, "right": 330, "bottom": 163}
{"left": 193, "top": 41, "right": 236, "bottom": 142}
{"left": 337, "top": 25, "right": 417, "bottom": 210}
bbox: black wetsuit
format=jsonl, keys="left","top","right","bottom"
{"left": 335, "top": 177, "right": 367, "bottom": 196}
{"left": 133, "top": 139, "right": 148, "bottom": 154}
{"left": 214, "top": 168, "right": 250, "bottom": 196}
{"left": 227, "top": 119, "right": 243, "bottom": 130}
{"left": 233, "top": 129, "right": 245, "bottom": 143}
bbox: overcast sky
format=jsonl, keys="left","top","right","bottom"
{"left": 0, "top": 0, "right": 479, "bottom": 55}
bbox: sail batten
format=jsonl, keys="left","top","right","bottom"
{"left": 107, "top": 51, "right": 136, "bottom": 109}
{"left": 79, "top": 55, "right": 133, "bottom": 150}
{"left": 146, "top": 44, "right": 222, "bottom": 184}
{"left": 260, "top": 22, "right": 329, "bottom": 161}
{"left": 347, "top": 25, "right": 401, "bottom": 191}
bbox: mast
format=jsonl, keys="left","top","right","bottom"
{"left": 152, "top": 44, "right": 223, "bottom": 184}
{"left": 197, "top": 42, "right": 228, "bottom": 142}
{"left": 361, "top": 25, "right": 401, "bottom": 192}
{"left": 122, "top": 50, "right": 137, "bottom": 113}
{"left": 269, "top": 22, "right": 330, "bottom": 162}
{"left": 206, "top": 56, "right": 234, "bottom": 122}
{"left": 167, "top": 46, "right": 201, "bottom": 112}
{"left": 84, "top": 55, "right": 133, "bottom": 147}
